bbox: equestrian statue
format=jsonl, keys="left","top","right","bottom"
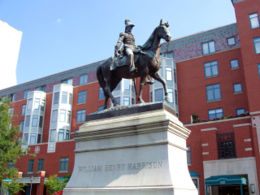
{"left": 97, "top": 19, "right": 171, "bottom": 109}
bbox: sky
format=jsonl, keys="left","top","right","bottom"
{"left": 0, "top": 0, "right": 237, "bottom": 85}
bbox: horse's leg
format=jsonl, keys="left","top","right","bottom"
{"left": 137, "top": 76, "right": 146, "bottom": 103}
{"left": 104, "top": 82, "right": 118, "bottom": 107}
{"left": 151, "top": 72, "right": 169, "bottom": 102}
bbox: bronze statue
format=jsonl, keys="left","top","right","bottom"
{"left": 114, "top": 19, "right": 137, "bottom": 73}
{"left": 97, "top": 19, "right": 171, "bottom": 109}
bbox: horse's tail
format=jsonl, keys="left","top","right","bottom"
{"left": 96, "top": 65, "right": 104, "bottom": 88}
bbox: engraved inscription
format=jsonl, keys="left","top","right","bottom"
{"left": 78, "top": 161, "right": 163, "bottom": 173}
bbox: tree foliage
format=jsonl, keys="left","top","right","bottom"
{"left": 0, "top": 97, "right": 25, "bottom": 190}
{"left": 45, "top": 174, "right": 70, "bottom": 194}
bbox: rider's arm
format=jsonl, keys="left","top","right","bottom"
{"left": 114, "top": 33, "right": 125, "bottom": 57}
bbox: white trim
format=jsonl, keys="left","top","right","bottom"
{"left": 201, "top": 127, "right": 217, "bottom": 132}
{"left": 202, "top": 152, "right": 209, "bottom": 155}
{"left": 233, "top": 123, "right": 251, "bottom": 128}
{"left": 250, "top": 111, "right": 260, "bottom": 115}
{"left": 186, "top": 116, "right": 251, "bottom": 127}
{"left": 244, "top": 138, "right": 251, "bottom": 142}
{"left": 245, "top": 148, "right": 253, "bottom": 151}
{"left": 202, "top": 143, "right": 209, "bottom": 147}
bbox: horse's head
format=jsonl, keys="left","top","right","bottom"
{"left": 157, "top": 19, "right": 171, "bottom": 42}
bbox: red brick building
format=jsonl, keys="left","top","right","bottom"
{"left": 1, "top": 0, "right": 260, "bottom": 194}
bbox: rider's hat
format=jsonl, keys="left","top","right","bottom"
{"left": 125, "top": 19, "right": 135, "bottom": 27}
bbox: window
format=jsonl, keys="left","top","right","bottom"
{"left": 21, "top": 104, "right": 26, "bottom": 116}
{"left": 35, "top": 85, "right": 46, "bottom": 92}
{"left": 166, "top": 68, "right": 172, "bottom": 80}
{"left": 79, "top": 74, "right": 88, "bottom": 85}
{"left": 123, "top": 79, "right": 131, "bottom": 91}
{"left": 8, "top": 107, "right": 14, "bottom": 118}
{"left": 69, "top": 93, "right": 73, "bottom": 105}
{"left": 217, "top": 133, "right": 236, "bottom": 159}
{"left": 37, "top": 159, "right": 44, "bottom": 171}
{"left": 99, "top": 87, "right": 105, "bottom": 99}
{"left": 51, "top": 110, "right": 58, "bottom": 122}
{"left": 230, "top": 59, "right": 239, "bottom": 69}
{"left": 27, "top": 99, "right": 32, "bottom": 111}
{"left": 58, "top": 129, "right": 65, "bottom": 141}
{"left": 167, "top": 88, "right": 174, "bottom": 103}
{"left": 53, "top": 92, "right": 60, "bottom": 104}
{"left": 34, "top": 98, "right": 41, "bottom": 110}
{"left": 25, "top": 115, "right": 30, "bottom": 127}
{"left": 155, "top": 88, "right": 163, "bottom": 102}
{"left": 98, "top": 106, "right": 105, "bottom": 111}
{"left": 30, "top": 134, "right": 37, "bottom": 145}
{"left": 114, "top": 97, "right": 120, "bottom": 105}
{"left": 59, "top": 110, "right": 66, "bottom": 122}
{"left": 77, "top": 91, "right": 87, "bottom": 104}
{"left": 8, "top": 162, "right": 14, "bottom": 169}
{"left": 32, "top": 115, "right": 38, "bottom": 127}
{"left": 61, "top": 78, "right": 73, "bottom": 85}
{"left": 206, "top": 84, "right": 221, "bottom": 101}
{"left": 254, "top": 37, "right": 260, "bottom": 54}
{"left": 67, "top": 111, "right": 71, "bottom": 124}
{"left": 233, "top": 83, "right": 242, "bottom": 94}
{"left": 123, "top": 97, "right": 130, "bottom": 106}
{"left": 258, "top": 64, "right": 260, "bottom": 77}
{"left": 202, "top": 41, "right": 216, "bottom": 55}
{"left": 61, "top": 92, "right": 68, "bottom": 104}
{"left": 49, "top": 129, "right": 56, "bottom": 142}
{"left": 204, "top": 61, "right": 218, "bottom": 78}
{"left": 187, "top": 146, "right": 191, "bottom": 166}
{"left": 39, "top": 116, "right": 43, "bottom": 128}
{"left": 236, "top": 108, "right": 246, "bottom": 116}
{"left": 115, "top": 82, "right": 121, "bottom": 91}
{"left": 208, "top": 108, "right": 223, "bottom": 120}
{"left": 9, "top": 93, "right": 16, "bottom": 102}
{"left": 24, "top": 89, "right": 30, "bottom": 99}
{"left": 20, "top": 121, "right": 24, "bottom": 132}
{"left": 28, "top": 159, "right": 34, "bottom": 173}
{"left": 59, "top": 157, "right": 69, "bottom": 172}
{"left": 249, "top": 13, "right": 260, "bottom": 29}
{"left": 227, "top": 37, "right": 236, "bottom": 46}
{"left": 76, "top": 110, "right": 86, "bottom": 123}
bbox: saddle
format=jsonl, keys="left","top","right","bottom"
{"left": 110, "top": 49, "right": 145, "bottom": 71}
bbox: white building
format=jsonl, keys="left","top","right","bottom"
{"left": 0, "top": 20, "right": 22, "bottom": 90}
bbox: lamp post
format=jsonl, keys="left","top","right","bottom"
{"left": 30, "top": 176, "right": 33, "bottom": 195}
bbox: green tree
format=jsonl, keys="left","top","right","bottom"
{"left": 0, "top": 97, "right": 26, "bottom": 194}
{"left": 45, "top": 174, "right": 70, "bottom": 194}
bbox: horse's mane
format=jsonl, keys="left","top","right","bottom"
{"left": 141, "top": 26, "right": 158, "bottom": 50}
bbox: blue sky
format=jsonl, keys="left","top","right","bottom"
{"left": 0, "top": 0, "right": 236, "bottom": 84}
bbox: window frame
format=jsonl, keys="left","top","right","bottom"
{"left": 208, "top": 108, "right": 223, "bottom": 120}
{"left": 206, "top": 84, "right": 221, "bottom": 102}
{"left": 249, "top": 12, "right": 260, "bottom": 29}
{"left": 77, "top": 90, "right": 87, "bottom": 104}
{"left": 37, "top": 159, "right": 44, "bottom": 172}
{"left": 28, "top": 159, "right": 34, "bottom": 173}
{"left": 233, "top": 83, "right": 243, "bottom": 94}
{"left": 254, "top": 37, "right": 260, "bottom": 54}
{"left": 204, "top": 61, "right": 219, "bottom": 78}
{"left": 258, "top": 64, "right": 260, "bottom": 77}
{"left": 21, "top": 104, "right": 26, "bottom": 116}
{"left": 230, "top": 59, "right": 239, "bottom": 70}
{"left": 227, "top": 36, "right": 236, "bottom": 46}
{"left": 76, "top": 109, "right": 86, "bottom": 123}
{"left": 202, "top": 40, "right": 216, "bottom": 55}
{"left": 79, "top": 74, "right": 88, "bottom": 85}
{"left": 59, "top": 157, "right": 69, "bottom": 172}
{"left": 217, "top": 132, "right": 236, "bottom": 159}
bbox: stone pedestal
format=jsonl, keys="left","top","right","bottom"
{"left": 64, "top": 103, "right": 198, "bottom": 195}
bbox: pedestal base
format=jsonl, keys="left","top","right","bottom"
{"left": 64, "top": 103, "right": 198, "bottom": 195}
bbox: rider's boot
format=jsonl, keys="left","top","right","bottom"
{"left": 129, "top": 54, "right": 136, "bottom": 73}
{"left": 145, "top": 75, "right": 154, "bottom": 85}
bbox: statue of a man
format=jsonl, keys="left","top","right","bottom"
{"left": 114, "top": 19, "right": 137, "bottom": 73}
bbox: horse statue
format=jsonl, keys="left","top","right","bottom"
{"left": 97, "top": 19, "right": 171, "bottom": 109}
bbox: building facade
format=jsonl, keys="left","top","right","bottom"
{"left": 0, "top": 20, "right": 22, "bottom": 90}
{"left": 0, "top": 0, "right": 260, "bottom": 194}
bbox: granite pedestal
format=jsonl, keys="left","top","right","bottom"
{"left": 63, "top": 103, "right": 198, "bottom": 195}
